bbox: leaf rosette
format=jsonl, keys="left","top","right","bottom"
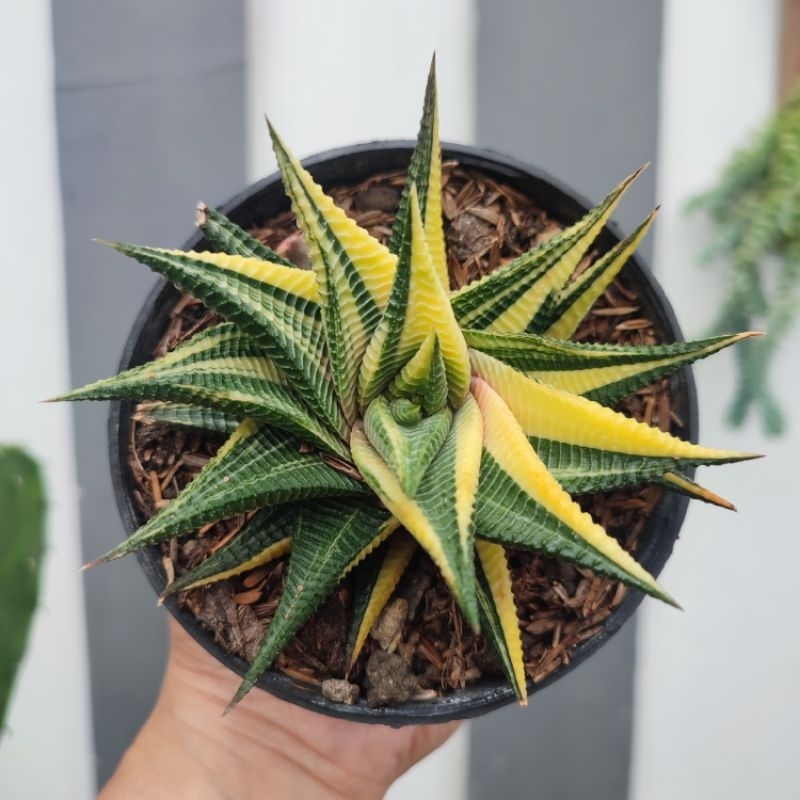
{"left": 57, "top": 60, "right": 758, "bottom": 708}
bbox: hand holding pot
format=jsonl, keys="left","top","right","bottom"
{"left": 99, "top": 617, "right": 460, "bottom": 800}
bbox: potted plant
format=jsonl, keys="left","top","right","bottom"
{"left": 57, "top": 61, "right": 756, "bottom": 723}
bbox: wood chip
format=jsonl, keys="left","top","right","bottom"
{"left": 615, "top": 318, "right": 653, "bottom": 331}
{"left": 233, "top": 588, "right": 263, "bottom": 606}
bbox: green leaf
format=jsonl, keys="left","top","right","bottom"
{"left": 536, "top": 438, "right": 737, "bottom": 496}
{"left": 135, "top": 401, "right": 240, "bottom": 435}
{"left": 389, "top": 332, "right": 449, "bottom": 415}
{"left": 471, "top": 350, "right": 757, "bottom": 482}
{"left": 270, "top": 123, "right": 397, "bottom": 424}
{"left": 231, "top": 499, "right": 392, "bottom": 707}
{"left": 55, "top": 322, "right": 348, "bottom": 458}
{"left": 359, "top": 187, "right": 470, "bottom": 408}
{"left": 88, "top": 420, "right": 367, "bottom": 566}
{"left": 196, "top": 203, "right": 295, "bottom": 265}
{"left": 471, "top": 378, "right": 677, "bottom": 605}
{"left": 538, "top": 210, "right": 657, "bottom": 338}
{"left": 389, "top": 56, "right": 447, "bottom": 288}
{"left": 363, "top": 395, "right": 452, "bottom": 496}
{"left": 162, "top": 506, "right": 294, "bottom": 595}
{"left": 0, "top": 447, "right": 46, "bottom": 728}
{"left": 100, "top": 241, "right": 347, "bottom": 439}
{"left": 351, "top": 394, "right": 483, "bottom": 630}
{"left": 465, "top": 330, "right": 758, "bottom": 408}
{"left": 56, "top": 323, "right": 348, "bottom": 459}
{"left": 450, "top": 167, "right": 645, "bottom": 332}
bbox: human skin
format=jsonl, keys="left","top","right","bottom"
{"left": 100, "top": 617, "right": 460, "bottom": 800}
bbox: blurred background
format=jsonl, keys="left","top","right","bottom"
{"left": 1, "top": 1, "right": 797, "bottom": 798}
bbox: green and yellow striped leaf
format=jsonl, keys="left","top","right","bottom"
{"left": 537, "top": 210, "right": 657, "bottom": 338}
{"left": 351, "top": 394, "right": 484, "bottom": 630}
{"left": 55, "top": 322, "right": 348, "bottom": 458}
{"left": 87, "top": 420, "right": 366, "bottom": 566}
{"left": 388, "top": 57, "right": 447, "bottom": 288}
{"left": 465, "top": 330, "right": 757, "bottom": 408}
{"left": 346, "top": 531, "right": 417, "bottom": 670}
{"left": 471, "top": 349, "right": 756, "bottom": 470}
{"left": 270, "top": 124, "right": 398, "bottom": 423}
{"left": 196, "top": 203, "right": 295, "bottom": 265}
{"left": 231, "top": 499, "right": 392, "bottom": 707}
{"left": 450, "top": 168, "right": 644, "bottom": 332}
{"left": 162, "top": 505, "right": 294, "bottom": 596}
{"left": 363, "top": 396, "right": 452, "bottom": 496}
{"left": 101, "top": 241, "right": 347, "bottom": 438}
{"left": 389, "top": 332, "right": 449, "bottom": 415}
{"left": 359, "top": 188, "right": 470, "bottom": 408}
{"left": 472, "top": 378, "right": 676, "bottom": 605}
{"left": 475, "top": 540, "right": 527, "bottom": 703}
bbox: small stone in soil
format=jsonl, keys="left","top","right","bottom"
{"left": 321, "top": 678, "right": 360, "bottom": 705}
{"left": 366, "top": 651, "right": 419, "bottom": 708}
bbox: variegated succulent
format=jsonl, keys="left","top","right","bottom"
{"left": 60, "top": 62, "right": 756, "bottom": 708}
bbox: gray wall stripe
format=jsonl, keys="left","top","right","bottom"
{"left": 470, "top": 2, "right": 663, "bottom": 799}
{"left": 52, "top": 1, "right": 245, "bottom": 785}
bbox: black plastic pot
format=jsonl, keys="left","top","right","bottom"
{"left": 109, "top": 142, "right": 697, "bottom": 725}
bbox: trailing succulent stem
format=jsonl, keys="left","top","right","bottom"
{"left": 58, "top": 58, "right": 756, "bottom": 707}
{"left": 688, "top": 87, "right": 800, "bottom": 435}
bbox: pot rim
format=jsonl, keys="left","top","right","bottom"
{"left": 108, "top": 140, "right": 697, "bottom": 725}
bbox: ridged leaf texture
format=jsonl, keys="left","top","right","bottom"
{"left": 232, "top": 500, "right": 393, "bottom": 705}
{"left": 87, "top": 420, "right": 366, "bottom": 566}
{"left": 63, "top": 58, "right": 757, "bottom": 708}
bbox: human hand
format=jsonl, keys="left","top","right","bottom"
{"left": 100, "top": 617, "right": 460, "bottom": 800}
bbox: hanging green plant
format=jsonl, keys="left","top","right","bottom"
{"left": 688, "top": 88, "right": 800, "bottom": 435}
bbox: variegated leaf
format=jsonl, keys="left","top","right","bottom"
{"left": 56, "top": 322, "right": 348, "bottom": 458}
{"left": 101, "top": 241, "right": 347, "bottom": 438}
{"left": 359, "top": 188, "right": 470, "bottom": 408}
{"left": 475, "top": 540, "right": 527, "bottom": 703}
{"left": 464, "top": 330, "right": 757, "bottom": 408}
{"left": 389, "top": 332, "right": 449, "bottom": 415}
{"left": 162, "top": 505, "right": 294, "bottom": 596}
{"left": 471, "top": 378, "right": 676, "bottom": 604}
{"left": 537, "top": 210, "right": 657, "bottom": 338}
{"left": 87, "top": 420, "right": 366, "bottom": 566}
{"left": 363, "top": 396, "right": 452, "bottom": 496}
{"left": 351, "top": 394, "right": 483, "bottom": 630}
{"left": 346, "top": 531, "right": 417, "bottom": 670}
{"left": 388, "top": 57, "right": 447, "bottom": 288}
{"left": 231, "top": 499, "right": 393, "bottom": 707}
{"left": 450, "top": 167, "right": 644, "bottom": 332}
{"left": 270, "top": 124, "right": 397, "bottom": 423}
{"left": 196, "top": 203, "right": 295, "bottom": 265}
{"left": 471, "top": 350, "right": 756, "bottom": 484}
